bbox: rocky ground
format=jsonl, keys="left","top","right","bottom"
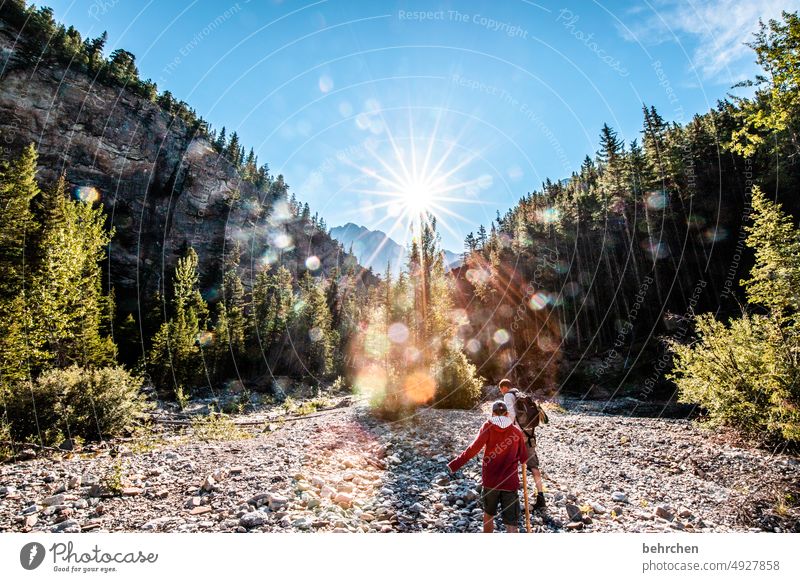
{"left": 1, "top": 398, "right": 799, "bottom": 533}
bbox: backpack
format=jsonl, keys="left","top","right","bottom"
{"left": 509, "top": 389, "right": 549, "bottom": 435}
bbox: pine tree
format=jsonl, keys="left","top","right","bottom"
{"left": 0, "top": 143, "right": 39, "bottom": 303}
{"left": 148, "top": 247, "right": 208, "bottom": 402}
{"left": 250, "top": 266, "right": 293, "bottom": 364}
{"left": 293, "top": 272, "right": 337, "bottom": 377}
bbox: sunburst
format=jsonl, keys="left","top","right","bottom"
{"left": 342, "top": 114, "right": 490, "bottom": 268}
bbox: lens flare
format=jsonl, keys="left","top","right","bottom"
{"left": 403, "top": 371, "right": 436, "bottom": 404}
{"left": 493, "top": 329, "right": 510, "bottom": 345}
{"left": 74, "top": 185, "right": 101, "bottom": 203}
{"left": 305, "top": 255, "right": 321, "bottom": 271}
{"left": 646, "top": 191, "right": 668, "bottom": 210}
{"left": 309, "top": 327, "right": 323, "bottom": 342}
{"left": 529, "top": 292, "right": 549, "bottom": 310}
{"left": 387, "top": 322, "right": 409, "bottom": 344}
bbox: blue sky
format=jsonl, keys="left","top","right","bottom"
{"left": 43, "top": 0, "right": 797, "bottom": 251}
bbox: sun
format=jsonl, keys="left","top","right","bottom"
{"left": 399, "top": 179, "right": 434, "bottom": 215}
{"left": 341, "top": 115, "right": 489, "bottom": 267}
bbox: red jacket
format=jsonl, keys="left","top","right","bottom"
{"left": 447, "top": 419, "right": 527, "bottom": 491}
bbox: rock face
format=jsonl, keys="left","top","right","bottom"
{"left": 0, "top": 20, "right": 370, "bottom": 315}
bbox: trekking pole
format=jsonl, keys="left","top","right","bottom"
{"left": 522, "top": 466, "right": 531, "bottom": 533}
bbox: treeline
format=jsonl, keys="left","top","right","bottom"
{"left": 0, "top": 145, "right": 149, "bottom": 450}
{"left": 455, "top": 12, "right": 800, "bottom": 444}
{"left": 351, "top": 219, "right": 482, "bottom": 418}
{"left": 0, "top": 144, "right": 369, "bottom": 453}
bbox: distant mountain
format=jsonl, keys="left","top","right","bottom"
{"left": 330, "top": 223, "right": 461, "bottom": 277}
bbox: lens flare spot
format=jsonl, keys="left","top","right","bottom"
{"left": 74, "top": 185, "right": 101, "bottom": 203}
{"left": 564, "top": 281, "right": 582, "bottom": 297}
{"left": 318, "top": 74, "right": 334, "bottom": 93}
{"left": 493, "top": 329, "right": 510, "bottom": 345}
{"left": 466, "top": 268, "right": 490, "bottom": 285}
{"left": 309, "top": 327, "right": 323, "bottom": 342}
{"left": 387, "top": 322, "right": 409, "bottom": 344}
{"left": 273, "top": 233, "right": 293, "bottom": 249}
{"left": 403, "top": 371, "right": 436, "bottom": 404}
{"left": 536, "top": 207, "right": 560, "bottom": 224}
{"left": 305, "top": 255, "right": 321, "bottom": 271}
{"left": 404, "top": 346, "right": 421, "bottom": 364}
{"left": 195, "top": 331, "right": 214, "bottom": 347}
{"left": 703, "top": 227, "right": 728, "bottom": 243}
{"left": 466, "top": 338, "right": 481, "bottom": 354}
{"left": 354, "top": 365, "right": 387, "bottom": 399}
{"left": 646, "top": 191, "right": 668, "bottom": 210}
{"left": 259, "top": 250, "right": 279, "bottom": 269}
{"left": 641, "top": 240, "right": 670, "bottom": 259}
{"left": 529, "top": 292, "right": 549, "bottom": 310}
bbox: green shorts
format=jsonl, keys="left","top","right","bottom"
{"left": 480, "top": 487, "right": 520, "bottom": 526}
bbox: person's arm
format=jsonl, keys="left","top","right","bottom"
{"left": 504, "top": 392, "right": 516, "bottom": 423}
{"left": 448, "top": 425, "right": 489, "bottom": 473}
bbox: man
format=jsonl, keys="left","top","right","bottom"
{"left": 499, "top": 378, "right": 546, "bottom": 510}
{"left": 447, "top": 400, "right": 527, "bottom": 533}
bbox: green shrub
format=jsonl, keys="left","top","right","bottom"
{"left": 190, "top": 411, "right": 249, "bottom": 441}
{"left": 433, "top": 345, "right": 484, "bottom": 410}
{"left": 3, "top": 365, "right": 151, "bottom": 445}
{"left": 670, "top": 313, "right": 800, "bottom": 444}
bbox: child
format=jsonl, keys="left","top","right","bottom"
{"left": 447, "top": 400, "right": 527, "bottom": 533}
{"left": 499, "top": 378, "right": 546, "bottom": 510}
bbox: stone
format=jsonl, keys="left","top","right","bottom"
{"left": 611, "top": 491, "right": 628, "bottom": 503}
{"left": 21, "top": 504, "right": 39, "bottom": 515}
{"left": 320, "top": 485, "right": 336, "bottom": 499}
{"left": 43, "top": 494, "right": 65, "bottom": 506}
{"left": 334, "top": 493, "right": 353, "bottom": 508}
{"left": 51, "top": 519, "right": 81, "bottom": 533}
{"left": 655, "top": 505, "right": 675, "bottom": 521}
{"left": 337, "top": 481, "right": 354, "bottom": 493}
{"left": 202, "top": 475, "right": 217, "bottom": 492}
{"left": 268, "top": 494, "right": 289, "bottom": 511}
{"left": 24, "top": 515, "right": 38, "bottom": 528}
{"left": 239, "top": 511, "right": 266, "bottom": 528}
{"left": 565, "top": 503, "right": 583, "bottom": 522}
{"left": 409, "top": 502, "right": 425, "bottom": 513}
{"left": 565, "top": 521, "right": 584, "bottom": 530}
{"left": 122, "top": 487, "right": 143, "bottom": 496}
{"left": 248, "top": 493, "right": 271, "bottom": 507}
{"left": 589, "top": 501, "right": 607, "bottom": 514}
{"left": 190, "top": 506, "right": 212, "bottom": 516}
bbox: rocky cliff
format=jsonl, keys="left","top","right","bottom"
{"left": 0, "top": 19, "right": 365, "bottom": 317}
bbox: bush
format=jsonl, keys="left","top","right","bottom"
{"left": 433, "top": 345, "right": 484, "bottom": 410}
{"left": 3, "top": 365, "right": 151, "bottom": 445}
{"left": 669, "top": 313, "right": 800, "bottom": 444}
{"left": 190, "top": 411, "right": 249, "bottom": 442}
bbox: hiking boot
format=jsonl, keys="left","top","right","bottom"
{"left": 534, "top": 492, "right": 546, "bottom": 510}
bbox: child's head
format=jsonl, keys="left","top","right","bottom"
{"left": 492, "top": 400, "right": 508, "bottom": 416}
{"left": 498, "top": 378, "right": 512, "bottom": 394}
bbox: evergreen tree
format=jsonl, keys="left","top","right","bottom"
{"left": 0, "top": 143, "right": 39, "bottom": 302}
{"left": 148, "top": 248, "right": 208, "bottom": 403}
{"left": 32, "top": 182, "right": 117, "bottom": 369}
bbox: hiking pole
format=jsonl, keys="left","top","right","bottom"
{"left": 522, "top": 466, "right": 531, "bottom": 533}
